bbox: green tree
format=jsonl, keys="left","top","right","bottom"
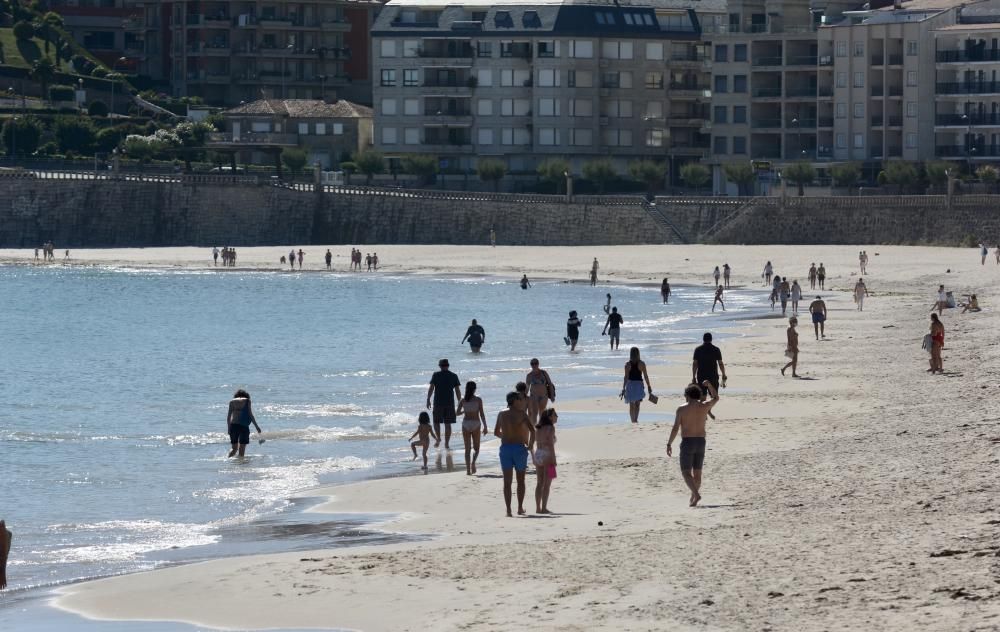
{"left": 2, "top": 115, "right": 42, "bottom": 155}
{"left": 629, "top": 159, "right": 669, "bottom": 195}
{"left": 536, "top": 158, "right": 571, "bottom": 193}
{"left": 94, "top": 126, "right": 124, "bottom": 153}
{"left": 12, "top": 20, "right": 34, "bottom": 41}
{"left": 678, "top": 162, "right": 709, "bottom": 191}
{"left": 30, "top": 58, "right": 57, "bottom": 104}
{"left": 976, "top": 164, "right": 999, "bottom": 193}
{"left": 582, "top": 158, "right": 616, "bottom": 194}
{"left": 883, "top": 160, "right": 918, "bottom": 194}
{"left": 830, "top": 162, "right": 861, "bottom": 189}
{"left": 924, "top": 161, "right": 951, "bottom": 188}
{"left": 54, "top": 116, "right": 96, "bottom": 155}
{"left": 722, "top": 162, "right": 755, "bottom": 196}
{"left": 281, "top": 147, "right": 308, "bottom": 176}
{"left": 352, "top": 149, "right": 384, "bottom": 184}
{"left": 400, "top": 154, "right": 438, "bottom": 186}
{"left": 476, "top": 158, "right": 506, "bottom": 192}
{"left": 782, "top": 161, "right": 815, "bottom": 196}
{"left": 173, "top": 120, "right": 212, "bottom": 172}
{"left": 87, "top": 100, "right": 109, "bottom": 117}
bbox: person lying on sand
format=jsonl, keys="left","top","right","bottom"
{"left": 666, "top": 381, "right": 719, "bottom": 507}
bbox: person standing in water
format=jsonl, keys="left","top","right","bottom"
{"left": 723, "top": 264, "right": 731, "bottom": 289}
{"left": 781, "top": 317, "right": 799, "bottom": 377}
{"left": 854, "top": 278, "right": 869, "bottom": 311}
{"left": 809, "top": 296, "right": 827, "bottom": 340}
{"left": 533, "top": 408, "right": 558, "bottom": 514}
{"left": 712, "top": 285, "right": 725, "bottom": 312}
{"left": 602, "top": 306, "right": 623, "bottom": 350}
{"left": 603, "top": 293, "right": 611, "bottom": 314}
{"left": 525, "top": 358, "right": 555, "bottom": 425}
{"left": 661, "top": 278, "right": 671, "bottom": 304}
{"left": 621, "top": 347, "right": 654, "bottom": 424}
{"left": 0, "top": 519, "right": 10, "bottom": 589}
{"left": 566, "top": 310, "right": 582, "bottom": 351}
{"left": 456, "top": 381, "right": 488, "bottom": 475}
{"left": 226, "top": 389, "right": 263, "bottom": 458}
{"left": 520, "top": 274, "right": 531, "bottom": 290}
{"left": 427, "top": 359, "right": 462, "bottom": 449}
{"left": 461, "top": 319, "right": 486, "bottom": 353}
{"left": 494, "top": 391, "right": 535, "bottom": 517}
{"left": 666, "top": 380, "right": 719, "bottom": 507}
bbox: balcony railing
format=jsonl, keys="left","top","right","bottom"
{"left": 936, "top": 144, "right": 1000, "bottom": 157}
{"left": 818, "top": 117, "right": 833, "bottom": 127}
{"left": 787, "top": 119, "right": 817, "bottom": 128}
{"left": 207, "top": 132, "right": 298, "bottom": 145}
{"left": 418, "top": 47, "right": 474, "bottom": 59}
{"left": 753, "top": 87, "right": 782, "bottom": 98}
{"left": 752, "top": 56, "right": 783, "bottom": 67}
{"left": 888, "top": 86, "right": 903, "bottom": 97}
{"left": 871, "top": 54, "right": 884, "bottom": 66}
{"left": 786, "top": 87, "right": 817, "bottom": 97}
{"left": 668, "top": 82, "right": 710, "bottom": 91}
{"left": 888, "top": 117, "right": 902, "bottom": 127}
{"left": 751, "top": 118, "right": 782, "bottom": 128}
{"left": 872, "top": 116, "right": 884, "bottom": 127}
{"left": 936, "top": 113, "right": 1000, "bottom": 126}
{"left": 937, "top": 81, "right": 1000, "bottom": 95}
{"left": 424, "top": 108, "right": 472, "bottom": 116}
{"left": 937, "top": 49, "right": 1000, "bottom": 63}
{"left": 786, "top": 55, "right": 817, "bottom": 66}
{"left": 871, "top": 86, "right": 884, "bottom": 97}
{"left": 671, "top": 52, "right": 708, "bottom": 62}
{"left": 818, "top": 87, "right": 833, "bottom": 97}
{"left": 888, "top": 54, "right": 903, "bottom": 65}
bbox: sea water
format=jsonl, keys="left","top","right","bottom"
{"left": 0, "top": 265, "right": 755, "bottom": 606}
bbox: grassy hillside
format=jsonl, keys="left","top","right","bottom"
{"left": 0, "top": 27, "right": 74, "bottom": 71}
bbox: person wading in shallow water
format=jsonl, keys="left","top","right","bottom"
{"left": 666, "top": 380, "right": 719, "bottom": 507}
{"left": 227, "top": 389, "right": 263, "bottom": 458}
{"left": 0, "top": 519, "right": 11, "bottom": 589}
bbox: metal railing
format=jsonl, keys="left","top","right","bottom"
{"left": 936, "top": 113, "right": 1000, "bottom": 126}
{"left": 937, "top": 49, "right": 1000, "bottom": 63}
{"left": 936, "top": 81, "right": 1000, "bottom": 95}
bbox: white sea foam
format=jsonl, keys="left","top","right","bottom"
{"left": 43, "top": 520, "right": 219, "bottom": 563}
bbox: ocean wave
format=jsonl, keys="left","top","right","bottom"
{"left": 42, "top": 520, "right": 219, "bottom": 563}
{"left": 205, "top": 456, "right": 375, "bottom": 506}
{"left": 322, "top": 370, "right": 387, "bottom": 378}
{"left": 260, "top": 403, "right": 376, "bottom": 418}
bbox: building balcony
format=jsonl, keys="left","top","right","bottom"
{"left": 888, "top": 54, "right": 903, "bottom": 66}
{"left": 936, "top": 49, "right": 1000, "bottom": 63}
{"left": 871, "top": 54, "right": 884, "bottom": 66}
{"left": 786, "top": 55, "right": 817, "bottom": 66}
{"left": 203, "top": 15, "right": 230, "bottom": 25}
{"left": 667, "top": 82, "right": 711, "bottom": 98}
{"left": 320, "top": 19, "right": 352, "bottom": 31}
{"left": 818, "top": 86, "right": 833, "bottom": 97}
{"left": 752, "top": 56, "right": 783, "bottom": 67}
{"left": 786, "top": 87, "right": 817, "bottom": 98}
{"left": 751, "top": 118, "right": 782, "bottom": 129}
{"left": 418, "top": 45, "right": 474, "bottom": 59}
{"left": 185, "top": 14, "right": 203, "bottom": 26}
{"left": 871, "top": 86, "right": 884, "bottom": 97}
{"left": 937, "top": 81, "right": 1000, "bottom": 95}
{"left": 936, "top": 113, "right": 1000, "bottom": 126}
{"left": 872, "top": 116, "right": 884, "bottom": 127}
{"left": 786, "top": 119, "right": 817, "bottom": 129}
{"left": 936, "top": 144, "right": 1000, "bottom": 157}
{"left": 888, "top": 86, "right": 903, "bottom": 97}
{"left": 887, "top": 117, "right": 902, "bottom": 127}
{"left": 420, "top": 142, "right": 475, "bottom": 153}
{"left": 752, "top": 87, "right": 782, "bottom": 98}
{"left": 818, "top": 117, "right": 833, "bottom": 127}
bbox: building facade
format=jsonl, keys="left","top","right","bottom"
{"left": 370, "top": 0, "right": 723, "bottom": 177}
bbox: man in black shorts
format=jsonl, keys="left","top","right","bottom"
{"left": 427, "top": 358, "right": 462, "bottom": 449}
{"left": 666, "top": 381, "right": 719, "bottom": 507}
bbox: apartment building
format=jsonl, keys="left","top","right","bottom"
{"left": 370, "top": 0, "right": 723, "bottom": 177}
{"left": 50, "top": 0, "right": 381, "bottom": 107}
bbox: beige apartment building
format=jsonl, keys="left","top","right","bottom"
{"left": 370, "top": 0, "right": 723, "bottom": 179}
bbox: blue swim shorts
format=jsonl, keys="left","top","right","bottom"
{"left": 499, "top": 443, "right": 529, "bottom": 472}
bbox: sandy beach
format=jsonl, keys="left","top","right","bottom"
{"left": 41, "top": 244, "right": 1000, "bottom": 630}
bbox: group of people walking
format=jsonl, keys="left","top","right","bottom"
{"left": 213, "top": 246, "right": 238, "bottom": 267}
{"left": 34, "top": 242, "right": 60, "bottom": 261}
{"left": 350, "top": 249, "right": 379, "bottom": 271}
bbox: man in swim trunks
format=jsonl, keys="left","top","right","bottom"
{"left": 602, "top": 306, "right": 623, "bottom": 350}
{"left": 809, "top": 296, "right": 827, "bottom": 340}
{"left": 666, "top": 381, "right": 718, "bottom": 507}
{"left": 817, "top": 263, "right": 826, "bottom": 290}
{"left": 494, "top": 391, "right": 535, "bottom": 517}
{"left": 808, "top": 263, "right": 817, "bottom": 290}
{"left": 427, "top": 359, "right": 462, "bottom": 449}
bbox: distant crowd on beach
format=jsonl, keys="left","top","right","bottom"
{"left": 33, "top": 242, "right": 66, "bottom": 262}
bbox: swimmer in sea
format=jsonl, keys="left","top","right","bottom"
{"left": 520, "top": 274, "right": 531, "bottom": 290}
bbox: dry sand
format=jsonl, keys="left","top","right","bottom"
{"left": 46, "top": 244, "right": 1000, "bottom": 631}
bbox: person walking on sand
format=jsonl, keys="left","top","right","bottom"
{"left": 520, "top": 274, "right": 531, "bottom": 290}
{"left": 213, "top": 246, "right": 219, "bottom": 266}
{"left": 809, "top": 296, "right": 827, "bottom": 340}
{"left": 602, "top": 306, "right": 623, "bottom": 350}
{"left": 808, "top": 263, "right": 817, "bottom": 290}
{"left": 713, "top": 266, "right": 721, "bottom": 287}
{"left": 490, "top": 227, "right": 496, "bottom": 248}
{"left": 859, "top": 251, "right": 866, "bottom": 274}
{"left": 325, "top": 249, "right": 332, "bottom": 269}
{"left": 427, "top": 359, "right": 462, "bottom": 449}
{"left": 712, "top": 285, "right": 725, "bottom": 312}
{"left": 297, "top": 249, "right": 305, "bottom": 269}
{"left": 0, "top": 519, "right": 10, "bottom": 589}
{"left": 661, "top": 278, "right": 671, "bottom": 304}
{"left": 666, "top": 380, "right": 719, "bottom": 507}
{"left": 288, "top": 249, "right": 296, "bottom": 270}
{"left": 781, "top": 317, "right": 800, "bottom": 377}
{"left": 566, "top": 310, "right": 582, "bottom": 351}
{"left": 456, "top": 381, "right": 487, "bottom": 475}
{"left": 590, "top": 258, "right": 599, "bottom": 286}
{"left": 995, "top": 244, "right": 1000, "bottom": 265}
{"left": 779, "top": 277, "right": 790, "bottom": 315}
{"left": 723, "top": 263, "right": 731, "bottom": 289}
{"left": 763, "top": 261, "right": 773, "bottom": 286}
{"left": 461, "top": 319, "right": 486, "bottom": 353}
{"left": 791, "top": 279, "right": 802, "bottom": 315}
{"left": 817, "top": 263, "right": 827, "bottom": 290}
{"left": 366, "top": 253, "right": 373, "bottom": 271}
{"left": 621, "top": 347, "right": 654, "bottom": 424}
{"left": 929, "top": 313, "right": 945, "bottom": 374}
{"left": 373, "top": 253, "right": 380, "bottom": 270}
{"left": 933, "top": 284, "right": 947, "bottom": 316}
{"left": 533, "top": 408, "right": 558, "bottom": 514}
{"left": 494, "top": 391, "right": 535, "bottom": 517}
{"left": 525, "top": 358, "right": 555, "bottom": 424}
{"left": 854, "top": 278, "right": 869, "bottom": 311}
{"left": 408, "top": 412, "right": 438, "bottom": 471}
{"left": 226, "top": 389, "right": 263, "bottom": 458}
{"left": 980, "top": 243, "right": 989, "bottom": 265}
{"left": 693, "top": 332, "right": 727, "bottom": 399}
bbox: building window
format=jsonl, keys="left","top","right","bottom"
{"left": 298, "top": 122, "right": 309, "bottom": 135}
{"left": 713, "top": 105, "right": 727, "bottom": 124}
{"left": 905, "top": 132, "right": 917, "bottom": 148}
{"left": 906, "top": 71, "right": 917, "bottom": 86}
{"left": 403, "top": 40, "right": 419, "bottom": 57}
{"left": 853, "top": 102, "right": 863, "bottom": 118}
{"left": 603, "top": 99, "right": 632, "bottom": 118}
{"left": 538, "top": 68, "right": 559, "bottom": 87}
{"left": 538, "top": 128, "right": 560, "bottom": 145}
{"left": 500, "top": 69, "right": 531, "bottom": 87}
{"left": 645, "top": 101, "right": 663, "bottom": 118}
{"left": 478, "top": 128, "right": 493, "bottom": 145}
{"left": 906, "top": 101, "right": 917, "bottom": 117}
{"left": 853, "top": 133, "right": 863, "bottom": 148}
{"left": 733, "top": 136, "right": 746, "bottom": 154}
{"left": 714, "top": 44, "right": 728, "bottom": 62}
{"left": 645, "top": 72, "right": 663, "bottom": 89}
{"left": 601, "top": 41, "right": 634, "bottom": 60}
{"left": 836, "top": 133, "right": 847, "bottom": 148}
{"left": 568, "top": 70, "right": 593, "bottom": 87}
{"left": 403, "top": 69, "right": 419, "bottom": 87}
{"left": 477, "top": 99, "right": 493, "bottom": 116}
{"left": 853, "top": 41, "right": 864, "bottom": 57}
{"left": 568, "top": 40, "right": 593, "bottom": 58}
{"left": 714, "top": 75, "right": 728, "bottom": 93}
{"left": 713, "top": 136, "right": 727, "bottom": 154}
{"left": 733, "top": 105, "right": 746, "bottom": 123}
{"left": 381, "top": 127, "right": 397, "bottom": 144}
{"left": 570, "top": 128, "right": 592, "bottom": 146}
{"left": 333, "top": 123, "right": 344, "bottom": 135}
{"left": 538, "top": 98, "right": 560, "bottom": 116}
{"left": 477, "top": 69, "right": 492, "bottom": 87}
{"left": 836, "top": 102, "right": 847, "bottom": 118}
{"left": 853, "top": 72, "right": 864, "bottom": 88}
{"left": 734, "top": 44, "right": 747, "bottom": 61}
{"left": 602, "top": 72, "right": 632, "bottom": 89}
{"left": 646, "top": 42, "right": 663, "bottom": 60}
{"left": 646, "top": 129, "right": 665, "bottom": 147}
{"left": 537, "top": 40, "right": 557, "bottom": 58}
{"left": 404, "top": 128, "right": 419, "bottom": 144}
{"left": 836, "top": 72, "right": 846, "bottom": 88}
{"left": 569, "top": 98, "right": 593, "bottom": 116}
{"left": 380, "top": 40, "right": 396, "bottom": 57}
{"left": 381, "top": 98, "right": 397, "bottom": 115}
{"left": 477, "top": 41, "right": 492, "bottom": 58}
{"left": 836, "top": 41, "right": 847, "bottom": 57}
{"left": 906, "top": 40, "right": 917, "bottom": 56}
{"left": 380, "top": 69, "right": 396, "bottom": 86}
{"left": 733, "top": 75, "right": 747, "bottom": 93}
{"left": 602, "top": 129, "right": 632, "bottom": 146}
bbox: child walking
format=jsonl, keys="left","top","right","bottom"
{"left": 409, "top": 412, "right": 439, "bottom": 471}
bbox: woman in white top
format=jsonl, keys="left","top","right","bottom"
{"left": 790, "top": 280, "right": 802, "bottom": 315}
{"left": 456, "top": 381, "right": 487, "bottom": 475}
{"left": 854, "top": 278, "right": 869, "bottom": 311}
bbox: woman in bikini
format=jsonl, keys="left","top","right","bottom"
{"left": 525, "top": 358, "right": 554, "bottom": 425}
{"left": 929, "top": 314, "right": 945, "bottom": 374}
{"left": 621, "top": 347, "right": 653, "bottom": 424}
{"left": 455, "top": 381, "right": 487, "bottom": 475}
{"left": 533, "top": 408, "right": 558, "bottom": 514}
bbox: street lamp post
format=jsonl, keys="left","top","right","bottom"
{"left": 110, "top": 56, "right": 126, "bottom": 117}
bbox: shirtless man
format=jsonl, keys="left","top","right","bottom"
{"left": 494, "top": 391, "right": 536, "bottom": 517}
{"left": 590, "top": 258, "right": 599, "bottom": 286}
{"left": 666, "top": 381, "right": 719, "bottom": 507}
{"left": 808, "top": 263, "right": 817, "bottom": 290}
{"left": 809, "top": 296, "right": 827, "bottom": 340}
{"left": 0, "top": 520, "right": 10, "bottom": 589}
